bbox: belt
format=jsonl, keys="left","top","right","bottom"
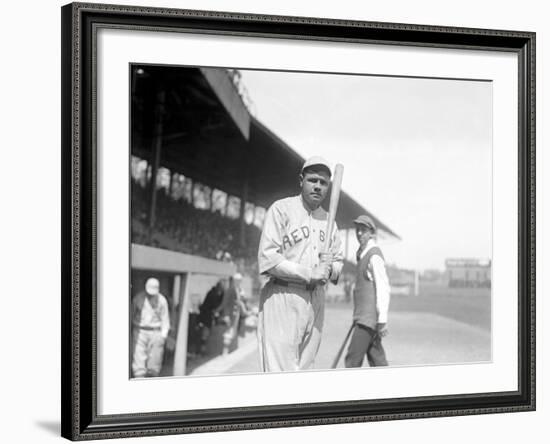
{"left": 272, "top": 278, "right": 316, "bottom": 292}
{"left": 134, "top": 325, "right": 161, "bottom": 331}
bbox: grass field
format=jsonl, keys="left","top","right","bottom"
{"left": 329, "top": 283, "right": 491, "bottom": 331}
{"left": 390, "top": 283, "right": 491, "bottom": 331}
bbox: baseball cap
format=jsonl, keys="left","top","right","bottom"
{"left": 301, "top": 156, "right": 332, "bottom": 177}
{"left": 145, "top": 278, "right": 160, "bottom": 296}
{"left": 353, "top": 215, "right": 377, "bottom": 232}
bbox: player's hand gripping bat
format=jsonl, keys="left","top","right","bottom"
{"left": 319, "top": 163, "right": 344, "bottom": 283}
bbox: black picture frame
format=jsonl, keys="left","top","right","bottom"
{"left": 61, "top": 2, "right": 536, "bottom": 440}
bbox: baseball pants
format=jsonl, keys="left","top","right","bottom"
{"left": 222, "top": 313, "right": 241, "bottom": 354}
{"left": 344, "top": 323, "right": 388, "bottom": 367}
{"left": 257, "top": 281, "right": 325, "bottom": 372}
{"left": 132, "top": 327, "right": 166, "bottom": 377}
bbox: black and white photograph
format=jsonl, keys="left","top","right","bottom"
{"left": 129, "top": 65, "right": 492, "bottom": 378}
{"left": 56, "top": 2, "right": 537, "bottom": 440}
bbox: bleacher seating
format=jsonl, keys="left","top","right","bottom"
{"left": 131, "top": 182, "right": 261, "bottom": 271}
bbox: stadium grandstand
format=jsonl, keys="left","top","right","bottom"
{"left": 129, "top": 65, "right": 399, "bottom": 376}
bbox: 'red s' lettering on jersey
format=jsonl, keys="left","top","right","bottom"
{"left": 258, "top": 195, "right": 343, "bottom": 278}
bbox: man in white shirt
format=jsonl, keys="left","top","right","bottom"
{"left": 131, "top": 277, "right": 171, "bottom": 377}
{"left": 257, "top": 156, "right": 344, "bottom": 372}
{"left": 345, "top": 215, "right": 390, "bottom": 367}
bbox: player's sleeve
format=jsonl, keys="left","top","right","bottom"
{"left": 258, "top": 202, "right": 286, "bottom": 274}
{"left": 371, "top": 255, "right": 391, "bottom": 324}
{"left": 269, "top": 260, "right": 312, "bottom": 283}
{"left": 160, "top": 295, "right": 170, "bottom": 339}
{"left": 328, "top": 223, "right": 344, "bottom": 283}
{"left": 258, "top": 202, "right": 312, "bottom": 283}
{"left": 131, "top": 293, "right": 142, "bottom": 326}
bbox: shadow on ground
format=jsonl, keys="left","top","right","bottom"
{"left": 35, "top": 421, "right": 59, "bottom": 436}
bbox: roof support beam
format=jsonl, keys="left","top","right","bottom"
{"left": 147, "top": 87, "right": 165, "bottom": 240}
{"left": 200, "top": 68, "right": 250, "bottom": 141}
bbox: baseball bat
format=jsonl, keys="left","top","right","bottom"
{"left": 323, "top": 163, "right": 344, "bottom": 253}
{"left": 331, "top": 323, "right": 355, "bottom": 368}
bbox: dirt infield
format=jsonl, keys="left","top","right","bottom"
{"left": 191, "top": 284, "right": 492, "bottom": 375}
{"left": 318, "top": 308, "right": 491, "bottom": 370}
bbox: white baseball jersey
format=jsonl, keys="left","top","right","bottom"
{"left": 258, "top": 195, "right": 344, "bottom": 281}
{"left": 257, "top": 194, "right": 344, "bottom": 372}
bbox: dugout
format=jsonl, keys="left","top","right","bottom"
{"left": 131, "top": 244, "right": 236, "bottom": 376}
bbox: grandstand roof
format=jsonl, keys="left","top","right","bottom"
{"left": 131, "top": 65, "right": 399, "bottom": 238}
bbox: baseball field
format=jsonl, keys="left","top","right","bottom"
{"left": 190, "top": 283, "right": 491, "bottom": 375}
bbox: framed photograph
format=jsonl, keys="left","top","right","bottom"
{"left": 61, "top": 2, "right": 536, "bottom": 440}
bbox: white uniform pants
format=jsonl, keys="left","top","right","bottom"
{"left": 257, "top": 282, "right": 325, "bottom": 372}
{"left": 132, "top": 327, "right": 165, "bottom": 377}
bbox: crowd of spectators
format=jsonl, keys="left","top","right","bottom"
{"left": 131, "top": 182, "right": 261, "bottom": 268}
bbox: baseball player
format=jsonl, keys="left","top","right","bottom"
{"left": 344, "top": 215, "right": 390, "bottom": 368}
{"left": 220, "top": 273, "right": 244, "bottom": 355}
{"left": 198, "top": 279, "right": 226, "bottom": 356}
{"left": 257, "top": 156, "right": 344, "bottom": 372}
{"left": 131, "top": 277, "right": 170, "bottom": 377}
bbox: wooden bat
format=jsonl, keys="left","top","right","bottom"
{"left": 323, "top": 163, "right": 344, "bottom": 254}
{"left": 331, "top": 323, "right": 355, "bottom": 368}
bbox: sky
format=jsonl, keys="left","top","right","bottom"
{"left": 239, "top": 69, "right": 493, "bottom": 271}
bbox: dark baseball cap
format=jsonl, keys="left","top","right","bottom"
{"left": 353, "top": 215, "right": 376, "bottom": 231}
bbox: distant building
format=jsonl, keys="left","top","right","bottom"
{"left": 386, "top": 265, "right": 416, "bottom": 296}
{"left": 445, "top": 258, "right": 491, "bottom": 288}
{"left": 421, "top": 269, "right": 445, "bottom": 283}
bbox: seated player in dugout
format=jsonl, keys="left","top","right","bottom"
{"left": 257, "top": 156, "right": 344, "bottom": 372}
